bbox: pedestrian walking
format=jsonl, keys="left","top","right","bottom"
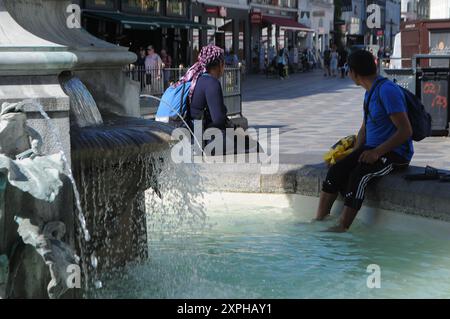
{"left": 160, "top": 49, "right": 172, "bottom": 88}
{"left": 135, "top": 47, "right": 146, "bottom": 67}
{"left": 225, "top": 49, "right": 239, "bottom": 67}
{"left": 338, "top": 47, "right": 348, "bottom": 78}
{"left": 277, "top": 48, "right": 288, "bottom": 80}
{"left": 323, "top": 46, "right": 331, "bottom": 76}
{"left": 145, "top": 45, "right": 162, "bottom": 87}
{"left": 134, "top": 47, "right": 146, "bottom": 91}
{"left": 330, "top": 45, "right": 339, "bottom": 77}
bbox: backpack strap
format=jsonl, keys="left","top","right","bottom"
{"left": 364, "top": 77, "right": 389, "bottom": 125}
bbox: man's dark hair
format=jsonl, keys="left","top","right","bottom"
{"left": 347, "top": 49, "right": 377, "bottom": 76}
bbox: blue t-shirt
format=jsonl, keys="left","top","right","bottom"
{"left": 364, "top": 76, "right": 414, "bottom": 161}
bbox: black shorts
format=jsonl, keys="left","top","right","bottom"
{"left": 322, "top": 146, "right": 409, "bottom": 210}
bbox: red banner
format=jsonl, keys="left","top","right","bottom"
{"left": 251, "top": 12, "right": 262, "bottom": 24}
{"left": 205, "top": 7, "right": 218, "bottom": 14}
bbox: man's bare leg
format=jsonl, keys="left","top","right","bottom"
{"left": 314, "top": 191, "right": 338, "bottom": 221}
{"left": 326, "top": 206, "right": 359, "bottom": 232}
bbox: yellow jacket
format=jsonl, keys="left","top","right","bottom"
{"left": 324, "top": 135, "right": 357, "bottom": 166}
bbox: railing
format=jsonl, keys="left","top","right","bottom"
{"left": 124, "top": 66, "right": 242, "bottom": 116}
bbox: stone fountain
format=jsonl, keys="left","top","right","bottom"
{"left": 0, "top": 0, "right": 174, "bottom": 298}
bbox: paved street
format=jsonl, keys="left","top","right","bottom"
{"left": 242, "top": 70, "right": 450, "bottom": 170}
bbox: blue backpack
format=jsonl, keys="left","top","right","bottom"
{"left": 366, "top": 78, "right": 432, "bottom": 141}
{"left": 156, "top": 81, "right": 191, "bottom": 121}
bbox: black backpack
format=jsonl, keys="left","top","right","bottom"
{"left": 365, "top": 78, "right": 432, "bottom": 141}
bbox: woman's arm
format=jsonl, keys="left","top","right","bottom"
{"left": 205, "top": 80, "right": 228, "bottom": 130}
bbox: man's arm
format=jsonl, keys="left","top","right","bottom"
{"left": 354, "top": 121, "right": 366, "bottom": 150}
{"left": 374, "top": 112, "right": 412, "bottom": 156}
{"left": 359, "top": 112, "right": 412, "bottom": 164}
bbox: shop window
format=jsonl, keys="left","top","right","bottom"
{"left": 121, "top": 0, "right": 161, "bottom": 15}
{"left": 205, "top": 17, "right": 233, "bottom": 52}
{"left": 85, "top": 0, "right": 116, "bottom": 10}
{"left": 224, "top": 20, "right": 233, "bottom": 53}
{"left": 166, "top": 0, "right": 187, "bottom": 17}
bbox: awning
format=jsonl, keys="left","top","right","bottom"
{"left": 262, "top": 16, "right": 313, "bottom": 32}
{"left": 218, "top": 21, "right": 244, "bottom": 33}
{"left": 82, "top": 10, "right": 215, "bottom": 30}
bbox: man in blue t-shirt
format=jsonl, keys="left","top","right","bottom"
{"left": 314, "top": 50, "right": 414, "bottom": 232}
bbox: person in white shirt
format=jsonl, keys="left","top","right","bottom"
{"left": 145, "top": 45, "right": 162, "bottom": 85}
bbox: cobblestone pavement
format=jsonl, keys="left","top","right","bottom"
{"left": 242, "top": 70, "right": 450, "bottom": 170}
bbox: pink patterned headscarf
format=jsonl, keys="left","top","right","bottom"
{"left": 174, "top": 44, "right": 224, "bottom": 100}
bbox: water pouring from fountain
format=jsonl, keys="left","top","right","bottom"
{"left": 0, "top": 0, "right": 176, "bottom": 298}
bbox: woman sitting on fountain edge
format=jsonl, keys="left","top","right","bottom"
{"left": 174, "top": 44, "right": 234, "bottom": 131}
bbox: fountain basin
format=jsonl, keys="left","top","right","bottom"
{"left": 97, "top": 192, "right": 450, "bottom": 299}
{"left": 70, "top": 116, "right": 174, "bottom": 277}
{"left": 71, "top": 116, "right": 175, "bottom": 162}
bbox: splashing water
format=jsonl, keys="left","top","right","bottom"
{"left": 73, "top": 148, "right": 169, "bottom": 296}
{"left": 144, "top": 149, "right": 209, "bottom": 236}
{"left": 93, "top": 149, "right": 211, "bottom": 297}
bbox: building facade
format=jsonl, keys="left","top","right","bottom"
{"left": 341, "top": 0, "right": 366, "bottom": 46}
{"left": 75, "top": 0, "right": 336, "bottom": 72}
{"left": 401, "top": 0, "right": 430, "bottom": 21}
{"left": 191, "top": 0, "right": 251, "bottom": 67}
{"left": 385, "top": 0, "right": 402, "bottom": 49}
{"left": 248, "top": 0, "right": 313, "bottom": 72}
{"left": 339, "top": 0, "right": 402, "bottom": 50}
{"left": 310, "top": 0, "right": 334, "bottom": 52}
{"left": 362, "top": 0, "right": 401, "bottom": 49}
{"left": 79, "top": 0, "right": 213, "bottom": 67}
{"left": 430, "top": 0, "right": 450, "bottom": 19}
{"left": 298, "top": 0, "right": 313, "bottom": 48}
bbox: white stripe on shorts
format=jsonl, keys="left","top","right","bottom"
{"left": 355, "top": 164, "right": 394, "bottom": 200}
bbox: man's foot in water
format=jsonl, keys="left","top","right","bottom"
{"left": 323, "top": 225, "right": 347, "bottom": 233}
{"left": 311, "top": 215, "right": 330, "bottom": 222}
